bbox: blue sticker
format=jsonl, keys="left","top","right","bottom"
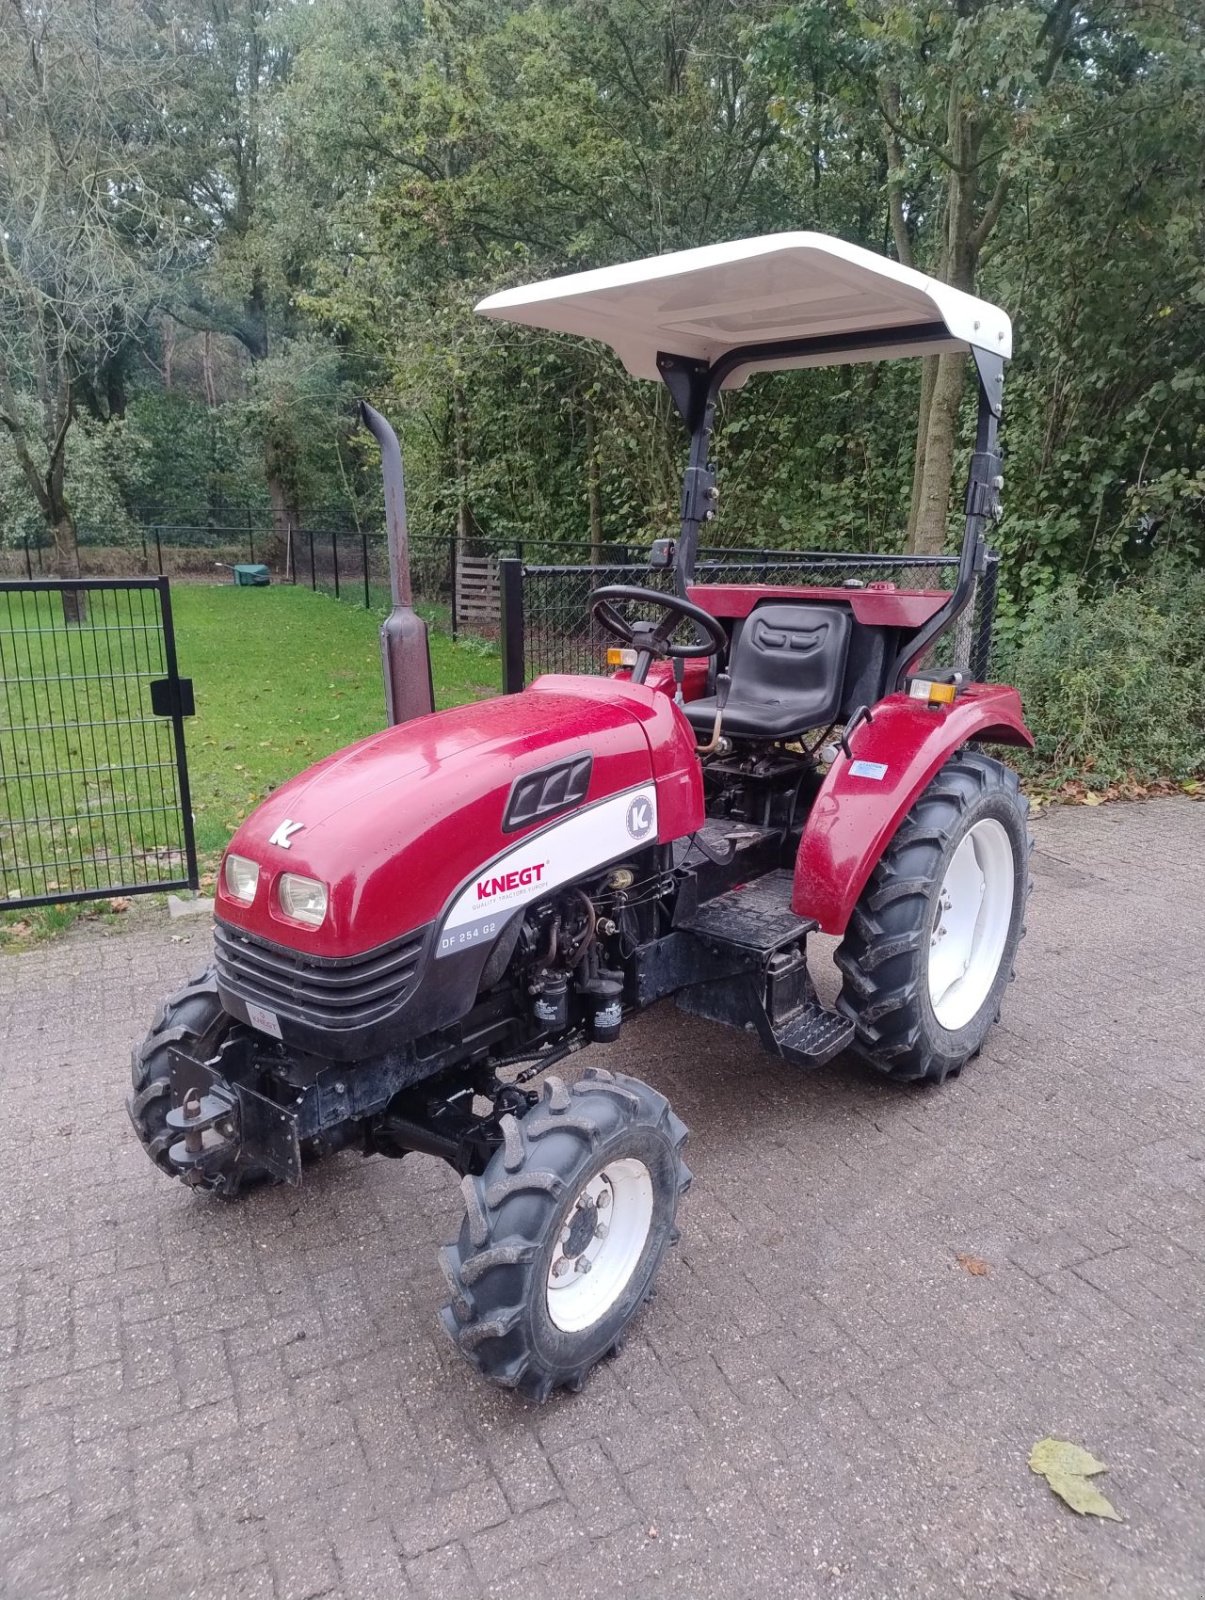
{"left": 849, "top": 759, "right": 888, "bottom": 780}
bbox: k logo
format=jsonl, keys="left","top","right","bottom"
{"left": 625, "top": 796, "right": 653, "bottom": 840}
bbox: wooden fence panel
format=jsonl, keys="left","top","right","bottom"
{"left": 456, "top": 551, "right": 500, "bottom": 621}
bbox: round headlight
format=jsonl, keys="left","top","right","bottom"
{"left": 278, "top": 873, "right": 328, "bottom": 927}
{"left": 224, "top": 853, "right": 260, "bottom": 903}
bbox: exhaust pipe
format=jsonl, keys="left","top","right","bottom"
{"left": 359, "top": 401, "right": 434, "bottom": 725}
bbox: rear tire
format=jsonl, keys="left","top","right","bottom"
{"left": 835, "top": 751, "right": 1031, "bottom": 1085}
{"left": 439, "top": 1068, "right": 690, "bottom": 1402}
{"left": 128, "top": 967, "right": 259, "bottom": 1194}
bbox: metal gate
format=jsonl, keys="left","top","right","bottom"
{"left": 0, "top": 578, "right": 198, "bottom": 909}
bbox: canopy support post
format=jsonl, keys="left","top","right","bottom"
{"left": 889, "top": 362, "right": 1004, "bottom": 689}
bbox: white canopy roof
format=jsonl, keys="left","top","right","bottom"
{"left": 476, "top": 232, "right": 1011, "bottom": 388}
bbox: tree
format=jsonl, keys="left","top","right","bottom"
{"left": 875, "top": 0, "right": 1082, "bottom": 552}
{"left": 0, "top": 0, "right": 173, "bottom": 607}
{"left": 1, "top": 0, "right": 1199, "bottom": 598}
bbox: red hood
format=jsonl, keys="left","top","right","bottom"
{"left": 215, "top": 681, "right": 701, "bottom": 958}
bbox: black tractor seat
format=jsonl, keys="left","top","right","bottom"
{"left": 683, "top": 601, "right": 852, "bottom": 740}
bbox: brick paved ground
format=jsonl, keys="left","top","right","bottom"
{"left": 1, "top": 798, "right": 1202, "bottom": 1600}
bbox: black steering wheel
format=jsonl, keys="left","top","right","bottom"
{"left": 590, "top": 584, "right": 727, "bottom": 686}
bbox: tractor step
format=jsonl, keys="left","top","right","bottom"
{"left": 773, "top": 1002, "right": 855, "bottom": 1068}
{"left": 680, "top": 868, "right": 817, "bottom": 957}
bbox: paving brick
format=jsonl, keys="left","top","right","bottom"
{"left": 0, "top": 798, "right": 1202, "bottom": 1600}
{"left": 394, "top": 1478, "right": 511, "bottom": 1559}
{"left": 405, "top": 1541, "right": 478, "bottom": 1600}
{"left": 550, "top": 1439, "right": 640, "bottom": 1538}
{"left": 485, "top": 1432, "right": 563, "bottom": 1515}
{"left": 331, "top": 1519, "right": 411, "bottom": 1598}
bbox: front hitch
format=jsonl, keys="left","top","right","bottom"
{"left": 164, "top": 1084, "right": 239, "bottom": 1187}
{"left": 167, "top": 1047, "right": 303, "bottom": 1189}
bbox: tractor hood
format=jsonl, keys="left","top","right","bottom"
{"left": 215, "top": 678, "right": 702, "bottom": 959}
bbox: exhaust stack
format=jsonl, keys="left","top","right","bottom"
{"left": 360, "top": 401, "right": 435, "bottom": 725}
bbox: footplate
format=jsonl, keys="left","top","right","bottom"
{"left": 774, "top": 1004, "right": 855, "bottom": 1068}
{"left": 678, "top": 868, "right": 817, "bottom": 956}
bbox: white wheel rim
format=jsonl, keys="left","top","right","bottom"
{"left": 546, "top": 1158, "right": 654, "bottom": 1333}
{"left": 927, "top": 817, "right": 1015, "bottom": 1032}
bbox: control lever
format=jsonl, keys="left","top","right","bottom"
{"left": 696, "top": 671, "right": 731, "bottom": 756}
{"left": 838, "top": 702, "right": 874, "bottom": 760}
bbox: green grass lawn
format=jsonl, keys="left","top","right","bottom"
{"left": 179, "top": 585, "right": 502, "bottom": 866}
{"left": 1, "top": 583, "right": 500, "bottom": 945}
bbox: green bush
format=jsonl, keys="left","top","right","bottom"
{"left": 997, "top": 560, "right": 1205, "bottom": 787}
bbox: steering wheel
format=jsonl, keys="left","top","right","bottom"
{"left": 590, "top": 584, "right": 727, "bottom": 686}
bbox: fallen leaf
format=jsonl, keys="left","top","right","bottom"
{"left": 1030, "top": 1439, "right": 1106, "bottom": 1477}
{"left": 108, "top": 897, "right": 132, "bottom": 913}
{"left": 1029, "top": 1437, "right": 1122, "bottom": 1521}
{"left": 955, "top": 1252, "right": 991, "bottom": 1276}
{"left": 1044, "top": 1471, "right": 1123, "bottom": 1520}
{"left": 1081, "top": 791, "right": 1104, "bottom": 807}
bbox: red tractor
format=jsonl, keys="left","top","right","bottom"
{"left": 131, "top": 235, "right": 1032, "bottom": 1402}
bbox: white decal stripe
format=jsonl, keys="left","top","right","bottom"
{"left": 436, "top": 785, "right": 657, "bottom": 958}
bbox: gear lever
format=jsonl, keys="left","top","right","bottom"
{"left": 696, "top": 671, "right": 731, "bottom": 755}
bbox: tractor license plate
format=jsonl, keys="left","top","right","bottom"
{"left": 245, "top": 1002, "right": 282, "bottom": 1039}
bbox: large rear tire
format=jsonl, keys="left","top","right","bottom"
{"left": 439, "top": 1068, "right": 690, "bottom": 1402}
{"left": 835, "top": 751, "right": 1030, "bottom": 1085}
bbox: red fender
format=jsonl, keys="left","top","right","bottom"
{"left": 792, "top": 684, "right": 1034, "bottom": 936}
{"left": 612, "top": 658, "right": 711, "bottom": 701}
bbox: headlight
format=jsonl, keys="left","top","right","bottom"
{"left": 224, "top": 853, "right": 260, "bottom": 903}
{"left": 278, "top": 873, "right": 328, "bottom": 927}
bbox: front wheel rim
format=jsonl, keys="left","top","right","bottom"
{"left": 546, "top": 1158, "right": 654, "bottom": 1333}
{"left": 927, "top": 817, "right": 1016, "bottom": 1032}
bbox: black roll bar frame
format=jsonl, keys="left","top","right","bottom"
{"left": 656, "top": 324, "right": 1005, "bottom": 691}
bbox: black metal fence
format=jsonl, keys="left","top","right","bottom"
{"left": 286, "top": 527, "right": 452, "bottom": 614}
{"left": 502, "top": 549, "right": 1001, "bottom": 693}
{"left": 286, "top": 531, "right": 641, "bottom": 624}
{"left": 8, "top": 522, "right": 280, "bottom": 580}
{"left": 5, "top": 526, "right": 658, "bottom": 642}
{"left": 0, "top": 579, "right": 199, "bottom": 909}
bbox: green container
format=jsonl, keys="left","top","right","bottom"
{"left": 232, "top": 563, "right": 270, "bottom": 587}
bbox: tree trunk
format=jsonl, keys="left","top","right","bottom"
{"left": 201, "top": 331, "right": 217, "bottom": 407}
{"left": 452, "top": 384, "right": 473, "bottom": 549}
{"left": 584, "top": 397, "right": 604, "bottom": 564}
{"left": 910, "top": 351, "right": 968, "bottom": 554}
{"left": 905, "top": 355, "right": 939, "bottom": 546}
{"left": 267, "top": 471, "right": 299, "bottom": 571}
{"left": 52, "top": 507, "right": 86, "bottom": 623}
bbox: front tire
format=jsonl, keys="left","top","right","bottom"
{"left": 128, "top": 967, "right": 261, "bottom": 1194}
{"left": 439, "top": 1068, "right": 690, "bottom": 1402}
{"left": 835, "top": 751, "right": 1030, "bottom": 1084}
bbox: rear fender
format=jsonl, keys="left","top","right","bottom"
{"left": 792, "top": 684, "right": 1033, "bottom": 936}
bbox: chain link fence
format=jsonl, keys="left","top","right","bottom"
{"left": 505, "top": 550, "right": 998, "bottom": 688}
{"left": 505, "top": 548, "right": 1001, "bottom": 691}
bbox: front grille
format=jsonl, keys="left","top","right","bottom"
{"left": 214, "top": 920, "right": 426, "bottom": 1033}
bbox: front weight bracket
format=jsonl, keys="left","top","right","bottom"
{"left": 168, "top": 1047, "right": 302, "bottom": 1186}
